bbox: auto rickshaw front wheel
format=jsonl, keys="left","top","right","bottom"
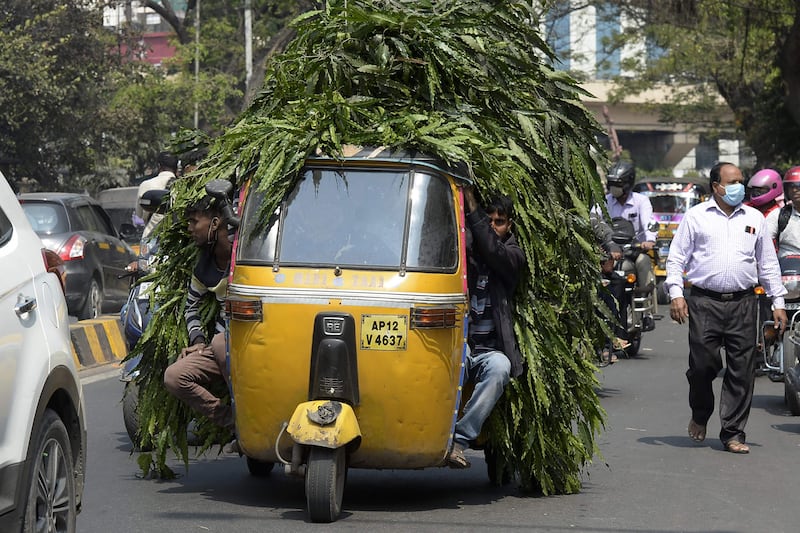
{"left": 305, "top": 446, "right": 347, "bottom": 523}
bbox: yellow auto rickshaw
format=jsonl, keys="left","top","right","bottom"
{"left": 224, "top": 147, "right": 474, "bottom": 522}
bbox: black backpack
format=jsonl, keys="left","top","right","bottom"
{"left": 610, "top": 217, "right": 636, "bottom": 245}
{"left": 776, "top": 203, "right": 793, "bottom": 244}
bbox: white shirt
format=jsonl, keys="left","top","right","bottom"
{"left": 135, "top": 170, "right": 174, "bottom": 238}
{"left": 766, "top": 205, "right": 800, "bottom": 258}
{"left": 605, "top": 192, "right": 657, "bottom": 242}
{"left": 665, "top": 199, "right": 786, "bottom": 308}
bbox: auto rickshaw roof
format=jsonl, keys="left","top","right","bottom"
{"left": 306, "top": 145, "right": 472, "bottom": 184}
{"left": 633, "top": 176, "right": 709, "bottom": 195}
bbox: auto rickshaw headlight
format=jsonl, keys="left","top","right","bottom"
{"left": 225, "top": 298, "right": 263, "bottom": 322}
{"left": 411, "top": 307, "right": 458, "bottom": 329}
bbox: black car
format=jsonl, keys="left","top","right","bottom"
{"left": 19, "top": 193, "right": 137, "bottom": 319}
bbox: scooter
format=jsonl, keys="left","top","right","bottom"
{"left": 610, "top": 217, "right": 657, "bottom": 357}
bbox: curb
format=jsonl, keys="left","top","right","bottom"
{"left": 70, "top": 316, "right": 128, "bottom": 370}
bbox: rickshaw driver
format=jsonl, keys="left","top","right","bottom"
{"left": 164, "top": 195, "right": 236, "bottom": 438}
{"left": 447, "top": 187, "right": 526, "bottom": 469}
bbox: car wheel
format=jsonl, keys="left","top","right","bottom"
{"left": 23, "top": 409, "right": 76, "bottom": 533}
{"left": 79, "top": 279, "right": 102, "bottom": 320}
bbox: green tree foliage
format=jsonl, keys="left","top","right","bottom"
{"left": 551, "top": 0, "right": 800, "bottom": 167}
{"left": 0, "top": 0, "right": 120, "bottom": 190}
{"left": 132, "top": 0, "right": 608, "bottom": 494}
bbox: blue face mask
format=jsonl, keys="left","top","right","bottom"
{"left": 719, "top": 182, "right": 745, "bottom": 206}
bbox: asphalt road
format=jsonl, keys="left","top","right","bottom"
{"left": 76, "top": 317, "right": 800, "bottom": 532}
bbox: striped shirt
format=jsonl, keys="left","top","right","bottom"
{"left": 605, "top": 192, "right": 657, "bottom": 242}
{"left": 185, "top": 248, "right": 228, "bottom": 345}
{"left": 469, "top": 271, "right": 498, "bottom": 352}
{"left": 665, "top": 199, "right": 786, "bottom": 308}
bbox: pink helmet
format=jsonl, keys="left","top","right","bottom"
{"left": 747, "top": 168, "right": 783, "bottom": 206}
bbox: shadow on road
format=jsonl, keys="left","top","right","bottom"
{"left": 637, "top": 434, "right": 726, "bottom": 450}
{"left": 771, "top": 422, "right": 800, "bottom": 434}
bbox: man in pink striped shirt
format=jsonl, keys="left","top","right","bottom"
{"left": 665, "top": 162, "right": 787, "bottom": 454}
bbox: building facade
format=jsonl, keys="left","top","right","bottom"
{"left": 542, "top": 2, "right": 746, "bottom": 175}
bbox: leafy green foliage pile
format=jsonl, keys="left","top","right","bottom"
{"left": 131, "top": 0, "right": 608, "bottom": 493}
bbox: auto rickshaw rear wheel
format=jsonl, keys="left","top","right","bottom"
{"left": 246, "top": 457, "right": 275, "bottom": 477}
{"left": 305, "top": 446, "right": 346, "bottom": 523}
{"left": 484, "top": 447, "right": 513, "bottom": 486}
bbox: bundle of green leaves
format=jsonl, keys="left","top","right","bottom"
{"left": 130, "top": 0, "right": 608, "bottom": 494}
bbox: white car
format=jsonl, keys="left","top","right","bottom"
{"left": 0, "top": 171, "right": 86, "bottom": 532}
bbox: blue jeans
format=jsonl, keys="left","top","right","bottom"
{"left": 454, "top": 349, "right": 511, "bottom": 447}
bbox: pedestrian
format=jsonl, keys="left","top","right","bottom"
{"left": 665, "top": 161, "right": 787, "bottom": 454}
{"left": 447, "top": 187, "right": 526, "bottom": 468}
{"left": 163, "top": 193, "right": 236, "bottom": 447}
{"left": 135, "top": 151, "right": 178, "bottom": 239}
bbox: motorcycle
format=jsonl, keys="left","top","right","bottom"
{"left": 610, "top": 217, "right": 658, "bottom": 357}
{"left": 118, "top": 189, "right": 166, "bottom": 448}
{"left": 760, "top": 255, "right": 800, "bottom": 415}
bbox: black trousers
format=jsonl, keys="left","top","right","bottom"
{"left": 686, "top": 293, "right": 757, "bottom": 444}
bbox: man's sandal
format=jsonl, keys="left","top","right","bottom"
{"left": 688, "top": 419, "right": 706, "bottom": 443}
{"left": 447, "top": 443, "right": 471, "bottom": 469}
{"left": 725, "top": 440, "right": 750, "bottom": 454}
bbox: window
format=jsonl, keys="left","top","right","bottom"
{"left": 21, "top": 202, "right": 69, "bottom": 235}
{"left": 74, "top": 205, "right": 101, "bottom": 233}
{"left": 90, "top": 205, "right": 115, "bottom": 235}
{"left": 237, "top": 167, "right": 458, "bottom": 272}
{"left": 0, "top": 207, "right": 12, "bottom": 247}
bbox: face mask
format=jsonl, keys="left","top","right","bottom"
{"left": 718, "top": 183, "right": 745, "bottom": 206}
{"left": 609, "top": 186, "right": 625, "bottom": 198}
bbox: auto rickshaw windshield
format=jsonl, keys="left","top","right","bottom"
{"left": 648, "top": 193, "right": 701, "bottom": 214}
{"left": 237, "top": 167, "right": 459, "bottom": 271}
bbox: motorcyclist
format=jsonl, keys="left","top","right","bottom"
{"left": 605, "top": 161, "right": 656, "bottom": 331}
{"left": 766, "top": 166, "right": 800, "bottom": 257}
{"left": 746, "top": 168, "right": 783, "bottom": 218}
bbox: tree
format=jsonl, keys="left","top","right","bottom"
{"left": 0, "top": 0, "right": 121, "bottom": 191}
{"left": 546, "top": 0, "right": 800, "bottom": 167}
{"left": 132, "top": 0, "right": 608, "bottom": 495}
{"left": 141, "top": 0, "right": 315, "bottom": 112}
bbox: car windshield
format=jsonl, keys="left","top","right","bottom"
{"left": 21, "top": 202, "right": 69, "bottom": 234}
{"left": 237, "top": 167, "right": 458, "bottom": 271}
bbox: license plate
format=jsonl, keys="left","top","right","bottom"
{"left": 660, "top": 247, "right": 670, "bottom": 255}
{"left": 360, "top": 314, "right": 407, "bottom": 351}
{"left": 138, "top": 281, "right": 153, "bottom": 299}
{"left": 786, "top": 302, "right": 800, "bottom": 310}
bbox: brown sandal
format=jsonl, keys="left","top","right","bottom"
{"left": 447, "top": 443, "right": 471, "bottom": 469}
{"left": 725, "top": 440, "right": 750, "bottom": 454}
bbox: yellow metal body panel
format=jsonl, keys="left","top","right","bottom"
{"left": 286, "top": 401, "right": 361, "bottom": 448}
{"left": 229, "top": 265, "right": 467, "bottom": 469}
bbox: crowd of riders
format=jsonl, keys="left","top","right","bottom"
{"left": 593, "top": 161, "right": 800, "bottom": 367}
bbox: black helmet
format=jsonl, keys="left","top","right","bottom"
{"left": 607, "top": 161, "right": 636, "bottom": 196}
